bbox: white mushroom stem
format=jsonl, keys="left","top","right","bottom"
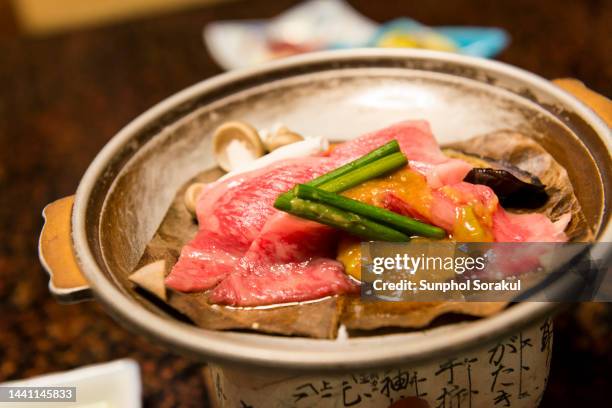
{"left": 213, "top": 121, "right": 266, "bottom": 172}
{"left": 218, "top": 136, "right": 329, "bottom": 182}
{"left": 263, "top": 126, "right": 305, "bottom": 151}
{"left": 129, "top": 260, "right": 167, "bottom": 301}
{"left": 184, "top": 182, "right": 206, "bottom": 215}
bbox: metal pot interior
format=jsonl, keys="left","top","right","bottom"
{"left": 74, "top": 50, "right": 611, "bottom": 369}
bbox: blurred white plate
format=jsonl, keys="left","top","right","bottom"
{"left": 204, "top": 0, "right": 377, "bottom": 70}
{"left": 0, "top": 359, "right": 141, "bottom": 408}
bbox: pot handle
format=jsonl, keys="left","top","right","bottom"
{"left": 553, "top": 78, "right": 611, "bottom": 126}
{"left": 39, "top": 195, "right": 93, "bottom": 303}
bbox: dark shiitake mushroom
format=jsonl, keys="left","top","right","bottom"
{"left": 465, "top": 167, "right": 548, "bottom": 208}
{"left": 444, "top": 149, "right": 549, "bottom": 209}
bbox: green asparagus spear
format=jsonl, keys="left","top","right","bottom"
{"left": 294, "top": 184, "right": 446, "bottom": 239}
{"left": 274, "top": 196, "right": 410, "bottom": 242}
{"left": 308, "top": 139, "right": 400, "bottom": 187}
{"left": 316, "top": 152, "right": 407, "bottom": 193}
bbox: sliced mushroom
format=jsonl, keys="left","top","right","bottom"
{"left": 464, "top": 167, "right": 548, "bottom": 208}
{"left": 263, "top": 125, "right": 304, "bottom": 152}
{"left": 129, "top": 260, "right": 167, "bottom": 301}
{"left": 213, "top": 121, "right": 266, "bottom": 172}
{"left": 184, "top": 182, "right": 206, "bottom": 216}
{"left": 445, "top": 149, "right": 549, "bottom": 209}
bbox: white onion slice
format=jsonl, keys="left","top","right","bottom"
{"left": 217, "top": 136, "right": 329, "bottom": 182}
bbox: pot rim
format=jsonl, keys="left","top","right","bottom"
{"left": 71, "top": 49, "right": 611, "bottom": 371}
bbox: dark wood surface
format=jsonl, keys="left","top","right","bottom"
{"left": 0, "top": 1, "right": 610, "bottom": 406}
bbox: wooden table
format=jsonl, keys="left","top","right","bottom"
{"left": 0, "top": 1, "right": 609, "bottom": 406}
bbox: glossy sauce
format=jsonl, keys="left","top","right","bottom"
{"left": 336, "top": 237, "right": 362, "bottom": 280}
{"left": 439, "top": 185, "right": 496, "bottom": 242}
{"left": 342, "top": 168, "right": 432, "bottom": 214}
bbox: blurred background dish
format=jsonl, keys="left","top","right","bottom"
{"left": 0, "top": 359, "right": 141, "bottom": 408}
{"left": 204, "top": 0, "right": 509, "bottom": 70}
